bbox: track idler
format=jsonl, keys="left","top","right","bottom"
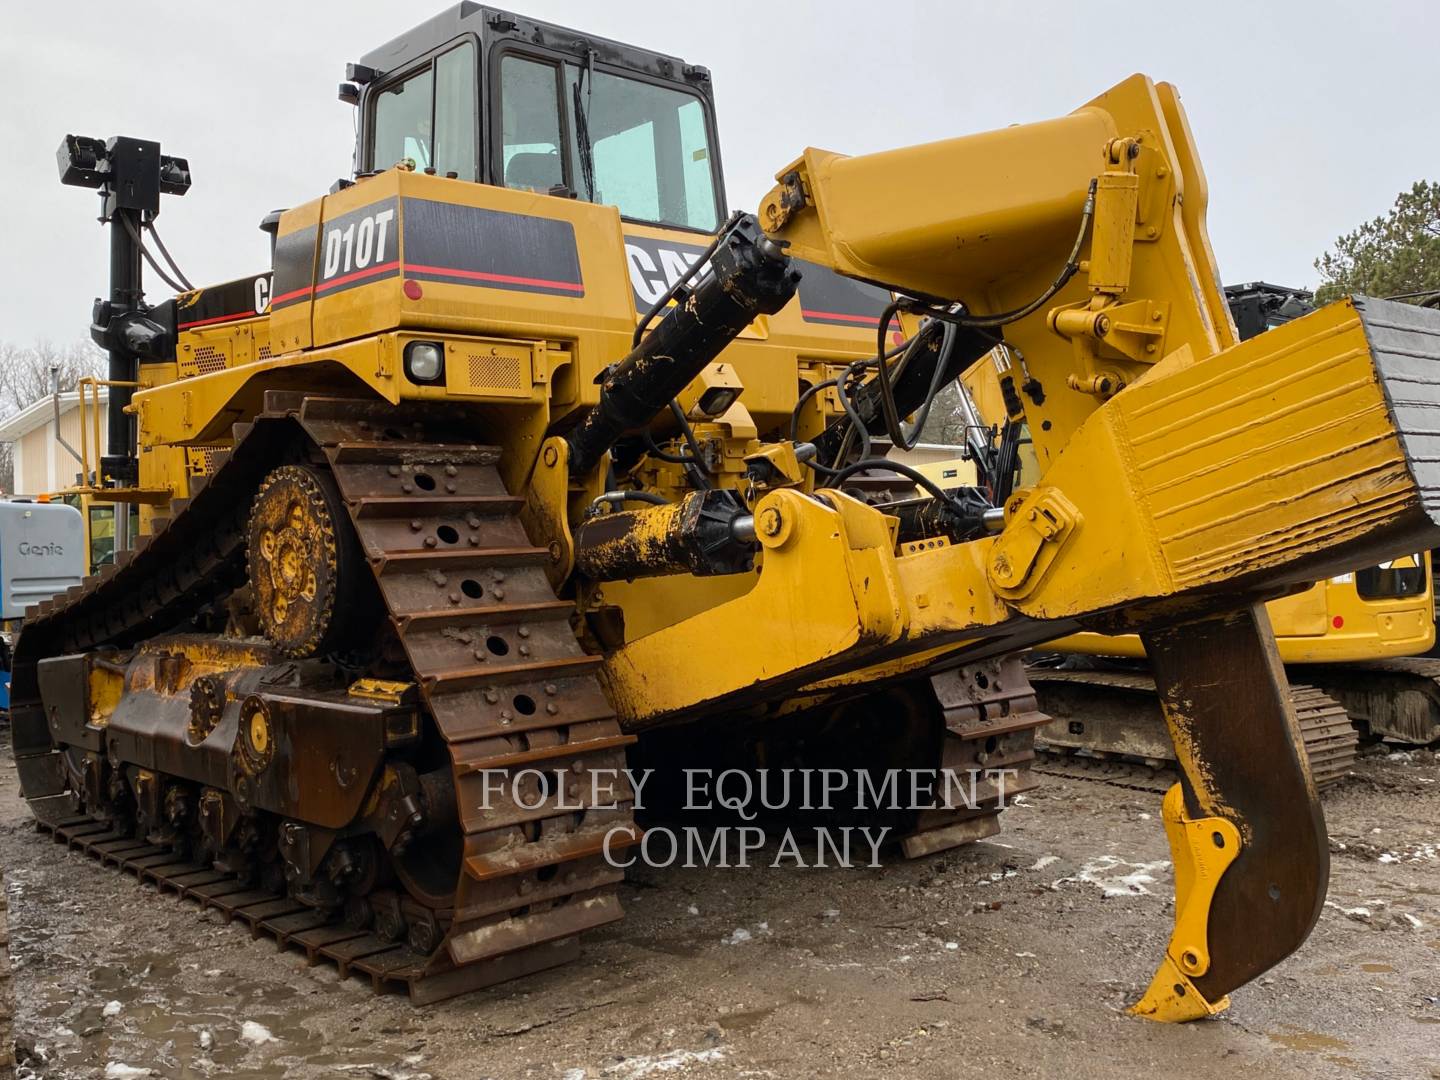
{"left": 1132, "top": 603, "right": 1328, "bottom": 1021}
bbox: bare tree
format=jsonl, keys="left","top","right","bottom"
{"left": 0, "top": 339, "right": 106, "bottom": 492}
{"left": 915, "top": 382, "right": 972, "bottom": 446}
{"left": 0, "top": 340, "right": 106, "bottom": 415}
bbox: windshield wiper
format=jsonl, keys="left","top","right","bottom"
{"left": 572, "top": 48, "right": 597, "bottom": 202}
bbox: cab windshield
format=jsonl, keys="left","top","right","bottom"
{"left": 499, "top": 54, "right": 720, "bottom": 232}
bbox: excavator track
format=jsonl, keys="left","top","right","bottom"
{"left": 1290, "top": 657, "right": 1440, "bottom": 746}
{"left": 10, "top": 394, "right": 638, "bottom": 1003}
{"left": 1030, "top": 669, "right": 1358, "bottom": 792}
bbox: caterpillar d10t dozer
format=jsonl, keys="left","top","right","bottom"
{"left": 15, "top": 4, "right": 1440, "bottom": 1021}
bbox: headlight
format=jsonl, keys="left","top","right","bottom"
{"left": 697, "top": 386, "right": 740, "bottom": 416}
{"left": 404, "top": 340, "right": 445, "bottom": 383}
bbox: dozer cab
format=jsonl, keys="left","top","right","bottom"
{"left": 15, "top": 5, "right": 1440, "bottom": 1022}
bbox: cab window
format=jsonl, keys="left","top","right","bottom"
{"left": 1356, "top": 555, "right": 1428, "bottom": 599}
{"left": 369, "top": 41, "right": 477, "bottom": 180}
{"left": 499, "top": 55, "right": 566, "bottom": 192}
{"left": 497, "top": 52, "right": 721, "bottom": 232}
{"left": 564, "top": 66, "right": 717, "bottom": 231}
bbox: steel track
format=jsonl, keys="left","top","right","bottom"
{"left": 1032, "top": 670, "right": 1359, "bottom": 792}
{"left": 11, "top": 393, "right": 638, "bottom": 1003}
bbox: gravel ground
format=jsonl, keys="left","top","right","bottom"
{"left": 1, "top": 730, "right": 1436, "bottom": 1080}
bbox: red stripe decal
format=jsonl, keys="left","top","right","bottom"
{"left": 801, "top": 308, "right": 884, "bottom": 325}
{"left": 405, "top": 263, "right": 584, "bottom": 293}
{"left": 178, "top": 311, "right": 262, "bottom": 330}
{"left": 313, "top": 260, "right": 401, "bottom": 293}
{"left": 271, "top": 284, "right": 314, "bottom": 305}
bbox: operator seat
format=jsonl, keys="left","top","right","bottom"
{"left": 505, "top": 151, "right": 564, "bottom": 193}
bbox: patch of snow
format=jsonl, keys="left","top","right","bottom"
{"left": 1028, "top": 855, "right": 1059, "bottom": 872}
{"left": 602, "top": 1047, "right": 726, "bottom": 1078}
{"left": 1325, "top": 900, "right": 1372, "bottom": 921}
{"left": 1062, "top": 856, "right": 1170, "bottom": 897}
{"left": 104, "top": 1066, "right": 152, "bottom": 1080}
{"left": 721, "top": 928, "right": 752, "bottom": 946}
{"left": 101, "top": 1000, "right": 123, "bottom": 1019}
{"left": 240, "top": 1020, "right": 277, "bottom": 1045}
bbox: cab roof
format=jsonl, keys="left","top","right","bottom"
{"left": 358, "top": 4, "right": 711, "bottom": 88}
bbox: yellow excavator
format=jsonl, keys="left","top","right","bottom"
{"left": 14, "top": 5, "right": 1440, "bottom": 1023}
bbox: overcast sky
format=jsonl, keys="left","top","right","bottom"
{"left": 2, "top": 1, "right": 1436, "bottom": 345}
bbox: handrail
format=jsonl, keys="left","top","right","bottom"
{"left": 72, "top": 376, "right": 141, "bottom": 490}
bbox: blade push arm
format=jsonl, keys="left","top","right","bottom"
{"left": 601, "top": 297, "right": 1440, "bottom": 724}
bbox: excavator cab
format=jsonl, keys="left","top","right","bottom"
{"left": 347, "top": 7, "right": 723, "bottom": 234}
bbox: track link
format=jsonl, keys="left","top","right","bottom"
{"left": 10, "top": 393, "right": 638, "bottom": 1003}
{"left": 1031, "top": 668, "right": 1358, "bottom": 791}
{"left": 1290, "top": 657, "right": 1440, "bottom": 746}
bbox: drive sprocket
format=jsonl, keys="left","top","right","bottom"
{"left": 247, "top": 463, "right": 357, "bottom": 656}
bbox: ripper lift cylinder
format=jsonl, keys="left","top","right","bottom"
{"left": 565, "top": 214, "right": 800, "bottom": 478}
{"left": 575, "top": 489, "right": 756, "bottom": 580}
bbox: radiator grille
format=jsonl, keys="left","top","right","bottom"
{"left": 185, "top": 446, "right": 226, "bottom": 476}
{"left": 445, "top": 341, "right": 535, "bottom": 399}
{"left": 466, "top": 351, "right": 526, "bottom": 391}
{"left": 192, "top": 345, "right": 228, "bottom": 374}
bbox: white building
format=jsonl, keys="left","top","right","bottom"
{"left": 0, "top": 388, "right": 109, "bottom": 496}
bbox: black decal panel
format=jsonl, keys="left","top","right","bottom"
{"left": 176, "top": 273, "right": 273, "bottom": 329}
{"left": 621, "top": 233, "right": 708, "bottom": 311}
{"left": 313, "top": 199, "right": 401, "bottom": 300}
{"left": 272, "top": 225, "right": 319, "bottom": 311}
{"left": 621, "top": 235, "right": 890, "bottom": 331}
{"left": 402, "top": 199, "right": 584, "bottom": 298}
{"left": 794, "top": 259, "right": 893, "bottom": 329}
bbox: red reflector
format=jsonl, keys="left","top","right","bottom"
{"left": 403, "top": 279, "right": 423, "bottom": 301}
{"left": 1332, "top": 615, "right": 1345, "bottom": 629}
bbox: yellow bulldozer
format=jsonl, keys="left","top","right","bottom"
{"left": 14, "top": 5, "right": 1440, "bottom": 1023}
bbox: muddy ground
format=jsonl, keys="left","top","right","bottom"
{"left": 1, "top": 731, "right": 1436, "bottom": 1080}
